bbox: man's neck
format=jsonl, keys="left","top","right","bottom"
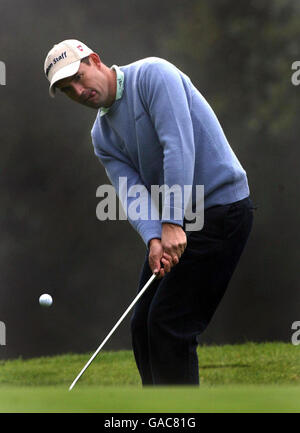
{"left": 103, "top": 67, "right": 117, "bottom": 108}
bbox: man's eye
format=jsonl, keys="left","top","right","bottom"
{"left": 74, "top": 73, "right": 82, "bottom": 81}
{"left": 60, "top": 86, "right": 71, "bottom": 93}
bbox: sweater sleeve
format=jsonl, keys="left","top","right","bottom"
{"left": 139, "top": 60, "right": 196, "bottom": 227}
{"left": 91, "top": 123, "right": 162, "bottom": 247}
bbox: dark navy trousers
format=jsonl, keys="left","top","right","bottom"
{"left": 130, "top": 197, "right": 254, "bottom": 385}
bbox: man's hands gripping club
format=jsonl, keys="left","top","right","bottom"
{"left": 149, "top": 223, "right": 187, "bottom": 278}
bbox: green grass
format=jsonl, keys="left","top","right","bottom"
{"left": 1, "top": 385, "right": 300, "bottom": 413}
{"left": 1, "top": 342, "right": 299, "bottom": 387}
{"left": 0, "top": 342, "right": 299, "bottom": 412}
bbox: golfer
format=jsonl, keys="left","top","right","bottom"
{"left": 44, "top": 39, "right": 254, "bottom": 385}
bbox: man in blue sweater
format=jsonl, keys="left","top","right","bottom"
{"left": 44, "top": 40, "right": 253, "bottom": 385}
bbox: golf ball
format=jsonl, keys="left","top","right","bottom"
{"left": 39, "top": 293, "right": 53, "bottom": 307}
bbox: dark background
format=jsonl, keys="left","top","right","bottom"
{"left": 0, "top": 0, "right": 299, "bottom": 359}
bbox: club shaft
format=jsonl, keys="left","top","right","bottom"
{"left": 69, "top": 273, "right": 156, "bottom": 390}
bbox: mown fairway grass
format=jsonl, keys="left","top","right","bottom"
{"left": 0, "top": 342, "right": 299, "bottom": 412}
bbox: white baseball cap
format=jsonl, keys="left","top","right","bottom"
{"left": 44, "top": 39, "right": 94, "bottom": 97}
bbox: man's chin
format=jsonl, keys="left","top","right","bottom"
{"left": 81, "top": 99, "right": 101, "bottom": 109}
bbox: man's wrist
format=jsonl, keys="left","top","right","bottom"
{"left": 162, "top": 222, "right": 184, "bottom": 232}
{"left": 148, "top": 238, "right": 161, "bottom": 248}
{"left": 162, "top": 222, "right": 183, "bottom": 228}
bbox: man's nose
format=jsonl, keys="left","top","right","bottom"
{"left": 71, "top": 82, "right": 84, "bottom": 98}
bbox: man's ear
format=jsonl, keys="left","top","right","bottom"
{"left": 89, "top": 53, "right": 102, "bottom": 69}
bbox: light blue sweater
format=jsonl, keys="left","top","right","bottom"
{"left": 91, "top": 57, "right": 249, "bottom": 246}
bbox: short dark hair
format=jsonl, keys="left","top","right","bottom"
{"left": 80, "top": 56, "right": 90, "bottom": 65}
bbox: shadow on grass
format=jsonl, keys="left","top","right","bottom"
{"left": 199, "top": 364, "right": 250, "bottom": 369}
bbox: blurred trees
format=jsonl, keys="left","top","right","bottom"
{"left": 0, "top": 0, "right": 300, "bottom": 358}
{"left": 166, "top": 0, "right": 300, "bottom": 143}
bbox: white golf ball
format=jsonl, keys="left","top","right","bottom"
{"left": 39, "top": 293, "right": 53, "bottom": 307}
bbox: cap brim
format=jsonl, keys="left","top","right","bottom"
{"left": 49, "top": 60, "right": 81, "bottom": 97}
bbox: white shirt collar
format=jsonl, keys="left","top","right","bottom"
{"left": 100, "top": 65, "right": 124, "bottom": 117}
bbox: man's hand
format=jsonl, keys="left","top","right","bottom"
{"left": 149, "top": 223, "right": 187, "bottom": 278}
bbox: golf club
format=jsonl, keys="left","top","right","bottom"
{"left": 69, "top": 272, "right": 157, "bottom": 390}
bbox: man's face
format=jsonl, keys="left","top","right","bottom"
{"left": 55, "top": 54, "right": 114, "bottom": 109}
